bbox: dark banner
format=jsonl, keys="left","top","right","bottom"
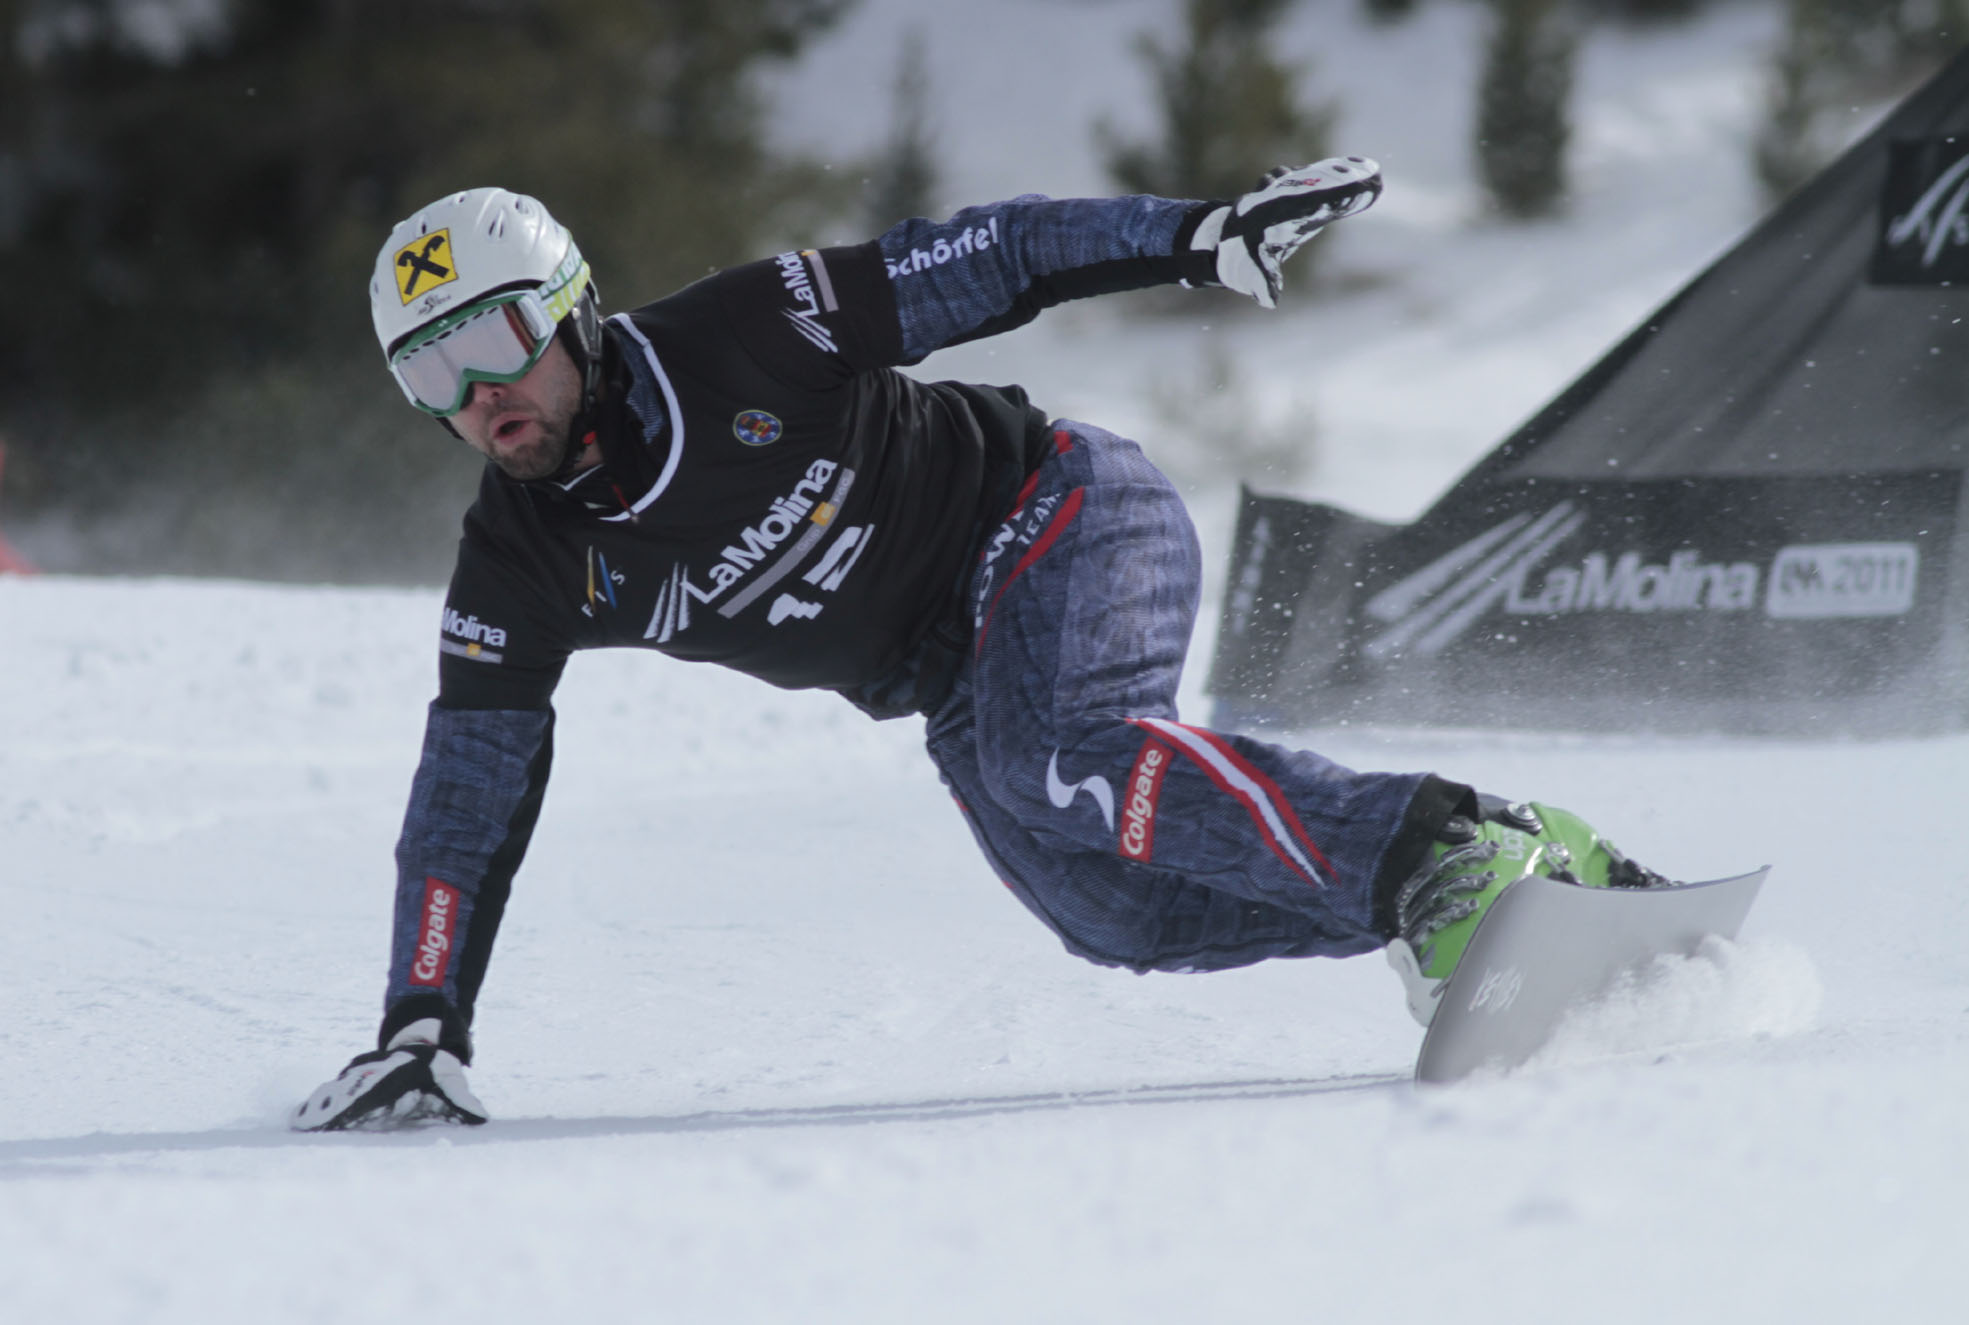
{"left": 1342, "top": 473, "right": 1958, "bottom": 705}
{"left": 1209, "top": 491, "right": 1391, "bottom": 702}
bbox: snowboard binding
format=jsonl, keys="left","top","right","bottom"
{"left": 1387, "top": 799, "right": 1676, "bottom": 1027}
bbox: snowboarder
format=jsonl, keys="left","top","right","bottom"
{"left": 294, "top": 162, "right": 1670, "bottom": 1130}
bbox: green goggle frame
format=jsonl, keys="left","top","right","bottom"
{"left": 388, "top": 255, "right": 592, "bottom": 417}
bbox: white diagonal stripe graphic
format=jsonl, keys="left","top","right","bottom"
{"left": 1364, "top": 502, "right": 1580, "bottom": 660}
{"left": 1412, "top": 509, "right": 1587, "bottom": 655}
{"left": 782, "top": 308, "right": 839, "bottom": 352}
{"left": 1364, "top": 512, "right": 1532, "bottom": 624}
{"left": 645, "top": 564, "right": 691, "bottom": 642}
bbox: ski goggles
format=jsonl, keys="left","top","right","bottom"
{"left": 388, "top": 288, "right": 562, "bottom": 417}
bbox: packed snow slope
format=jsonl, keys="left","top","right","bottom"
{"left": 8, "top": 2, "right": 1969, "bottom": 1322}
{"left": 3, "top": 574, "right": 1963, "bottom": 1323}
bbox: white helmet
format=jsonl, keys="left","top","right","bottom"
{"left": 369, "top": 188, "right": 599, "bottom": 415}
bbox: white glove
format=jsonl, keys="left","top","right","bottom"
{"left": 1192, "top": 156, "right": 1382, "bottom": 308}
{"left": 290, "top": 1018, "right": 488, "bottom": 1132}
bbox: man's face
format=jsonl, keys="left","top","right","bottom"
{"left": 449, "top": 337, "right": 584, "bottom": 481}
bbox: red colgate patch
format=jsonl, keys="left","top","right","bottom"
{"left": 1118, "top": 738, "right": 1171, "bottom": 862}
{"left": 408, "top": 877, "right": 459, "bottom": 988}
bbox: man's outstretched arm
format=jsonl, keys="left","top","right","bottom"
{"left": 292, "top": 702, "right": 554, "bottom": 1131}
{"left": 877, "top": 155, "right": 1383, "bottom": 360}
{"left": 295, "top": 519, "right": 570, "bottom": 1132}
{"left": 702, "top": 156, "right": 1382, "bottom": 382}
{"left": 380, "top": 703, "right": 557, "bottom": 1059}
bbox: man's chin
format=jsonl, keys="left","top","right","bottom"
{"left": 489, "top": 432, "right": 572, "bottom": 482}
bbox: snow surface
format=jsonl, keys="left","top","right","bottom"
{"left": 7, "top": 2, "right": 1967, "bottom": 1322}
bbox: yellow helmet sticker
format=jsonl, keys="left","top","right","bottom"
{"left": 395, "top": 229, "right": 458, "bottom": 304}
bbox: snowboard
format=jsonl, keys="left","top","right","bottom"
{"left": 1414, "top": 867, "right": 1769, "bottom": 1085}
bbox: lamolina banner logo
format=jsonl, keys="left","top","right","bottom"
{"left": 1874, "top": 138, "right": 1969, "bottom": 284}
{"left": 1360, "top": 502, "right": 1917, "bottom": 659}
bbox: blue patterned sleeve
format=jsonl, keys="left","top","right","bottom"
{"left": 380, "top": 703, "right": 556, "bottom": 1053}
{"left": 877, "top": 194, "right": 1216, "bottom": 363}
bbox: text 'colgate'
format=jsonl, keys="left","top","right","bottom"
{"left": 1120, "top": 740, "right": 1170, "bottom": 862}
{"left": 409, "top": 878, "right": 458, "bottom": 987}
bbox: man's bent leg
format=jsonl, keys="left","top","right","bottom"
{"left": 959, "top": 422, "right": 1466, "bottom": 957}
{"left": 928, "top": 696, "right": 1346, "bottom": 971}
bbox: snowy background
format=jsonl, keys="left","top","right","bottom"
{"left": 6, "top": 1, "right": 1967, "bottom": 1321}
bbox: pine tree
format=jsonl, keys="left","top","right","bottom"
{"left": 0, "top": 0, "right": 853, "bottom": 579}
{"left": 1756, "top": 0, "right": 1969, "bottom": 203}
{"left": 1476, "top": 0, "right": 1577, "bottom": 219}
{"left": 1101, "top": 0, "right": 1336, "bottom": 205}
{"left": 864, "top": 28, "right": 939, "bottom": 229}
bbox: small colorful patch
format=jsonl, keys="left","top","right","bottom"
{"left": 733, "top": 409, "right": 783, "bottom": 446}
{"left": 586, "top": 546, "right": 621, "bottom": 612}
{"left": 394, "top": 229, "right": 456, "bottom": 303}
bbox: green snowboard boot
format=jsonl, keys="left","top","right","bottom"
{"left": 1386, "top": 799, "right": 1673, "bottom": 1026}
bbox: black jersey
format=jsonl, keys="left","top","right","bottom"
{"left": 381, "top": 192, "right": 1220, "bottom": 1054}
{"left": 438, "top": 240, "right": 1051, "bottom": 718}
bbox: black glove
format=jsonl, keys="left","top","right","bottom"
{"left": 290, "top": 1018, "right": 488, "bottom": 1132}
{"left": 1189, "top": 156, "right": 1383, "bottom": 307}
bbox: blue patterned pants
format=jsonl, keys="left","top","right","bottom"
{"left": 925, "top": 421, "right": 1454, "bottom": 972}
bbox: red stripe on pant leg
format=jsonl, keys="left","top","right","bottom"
{"left": 1168, "top": 737, "right": 1323, "bottom": 887}
{"left": 1126, "top": 717, "right": 1330, "bottom": 888}
{"left": 974, "top": 485, "right": 1085, "bottom": 655}
{"left": 1054, "top": 428, "right": 1075, "bottom": 455}
{"left": 1004, "top": 470, "right": 1043, "bottom": 524}
{"left": 1173, "top": 722, "right": 1337, "bottom": 879}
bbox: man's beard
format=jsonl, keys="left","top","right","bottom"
{"left": 486, "top": 410, "right": 577, "bottom": 481}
